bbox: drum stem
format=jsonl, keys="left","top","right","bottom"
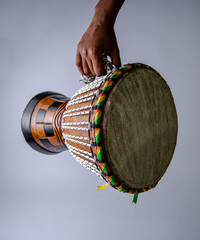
{"left": 21, "top": 91, "right": 69, "bottom": 154}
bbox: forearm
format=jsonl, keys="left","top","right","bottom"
{"left": 92, "top": 0, "right": 125, "bottom": 27}
{"left": 76, "top": 0, "right": 124, "bottom": 76}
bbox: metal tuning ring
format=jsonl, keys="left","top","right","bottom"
{"left": 80, "top": 74, "right": 95, "bottom": 84}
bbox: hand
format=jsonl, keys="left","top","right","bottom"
{"left": 76, "top": 21, "right": 121, "bottom": 77}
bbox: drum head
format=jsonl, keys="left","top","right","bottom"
{"left": 102, "top": 65, "right": 178, "bottom": 190}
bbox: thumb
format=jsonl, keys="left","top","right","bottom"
{"left": 111, "top": 49, "right": 121, "bottom": 67}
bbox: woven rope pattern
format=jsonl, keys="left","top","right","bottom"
{"left": 63, "top": 79, "right": 102, "bottom": 175}
{"left": 93, "top": 63, "right": 164, "bottom": 194}
{"left": 63, "top": 63, "right": 165, "bottom": 194}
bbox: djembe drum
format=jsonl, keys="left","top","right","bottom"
{"left": 21, "top": 62, "right": 178, "bottom": 202}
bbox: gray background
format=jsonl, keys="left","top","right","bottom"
{"left": 0, "top": 0, "right": 200, "bottom": 239}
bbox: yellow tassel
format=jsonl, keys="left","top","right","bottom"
{"left": 97, "top": 182, "right": 109, "bottom": 191}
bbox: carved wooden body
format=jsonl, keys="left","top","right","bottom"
{"left": 21, "top": 63, "right": 178, "bottom": 193}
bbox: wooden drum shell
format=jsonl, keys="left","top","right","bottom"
{"left": 62, "top": 79, "right": 105, "bottom": 175}
{"left": 62, "top": 63, "right": 178, "bottom": 193}
{"left": 21, "top": 63, "right": 178, "bottom": 195}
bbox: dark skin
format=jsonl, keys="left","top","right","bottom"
{"left": 76, "top": 0, "right": 125, "bottom": 77}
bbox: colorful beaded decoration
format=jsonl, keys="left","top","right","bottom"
{"left": 94, "top": 63, "right": 168, "bottom": 196}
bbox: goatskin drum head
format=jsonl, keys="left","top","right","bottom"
{"left": 102, "top": 66, "right": 178, "bottom": 190}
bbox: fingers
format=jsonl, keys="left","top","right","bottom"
{"left": 76, "top": 52, "right": 84, "bottom": 75}
{"left": 76, "top": 50, "right": 121, "bottom": 76}
{"left": 76, "top": 48, "right": 105, "bottom": 77}
{"left": 76, "top": 52, "right": 95, "bottom": 76}
{"left": 82, "top": 58, "right": 91, "bottom": 76}
{"left": 111, "top": 49, "right": 121, "bottom": 68}
{"left": 92, "top": 52, "right": 105, "bottom": 76}
{"left": 85, "top": 58, "right": 95, "bottom": 76}
{"left": 76, "top": 39, "right": 121, "bottom": 76}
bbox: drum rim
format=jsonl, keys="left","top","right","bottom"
{"left": 94, "top": 63, "right": 177, "bottom": 194}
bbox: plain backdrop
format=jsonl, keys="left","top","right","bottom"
{"left": 0, "top": 0, "right": 200, "bottom": 239}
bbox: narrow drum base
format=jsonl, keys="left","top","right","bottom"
{"left": 21, "top": 91, "right": 69, "bottom": 154}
